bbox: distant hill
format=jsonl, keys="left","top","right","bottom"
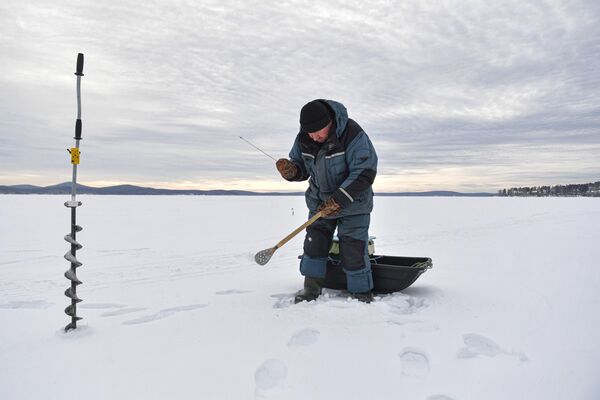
{"left": 0, "top": 183, "right": 300, "bottom": 196}
{"left": 0, "top": 183, "right": 496, "bottom": 196}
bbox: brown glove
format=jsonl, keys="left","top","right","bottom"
{"left": 276, "top": 158, "right": 297, "bottom": 180}
{"left": 318, "top": 197, "right": 342, "bottom": 217}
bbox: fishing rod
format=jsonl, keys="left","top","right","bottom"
{"left": 239, "top": 136, "right": 277, "bottom": 161}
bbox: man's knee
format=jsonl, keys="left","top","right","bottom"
{"left": 339, "top": 235, "right": 367, "bottom": 271}
{"left": 303, "top": 223, "right": 334, "bottom": 258}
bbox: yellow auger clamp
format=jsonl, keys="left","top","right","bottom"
{"left": 69, "top": 147, "right": 80, "bottom": 164}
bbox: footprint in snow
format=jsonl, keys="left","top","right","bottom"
{"left": 122, "top": 304, "right": 208, "bottom": 325}
{"left": 101, "top": 307, "right": 147, "bottom": 317}
{"left": 254, "top": 359, "right": 288, "bottom": 398}
{"left": 78, "top": 303, "right": 126, "bottom": 310}
{"left": 457, "top": 333, "right": 528, "bottom": 362}
{"left": 388, "top": 319, "right": 439, "bottom": 333}
{"left": 76, "top": 303, "right": 147, "bottom": 318}
{"left": 383, "top": 294, "right": 429, "bottom": 315}
{"left": 288, "top": 328, "right": 320, "bottom": 347}
{"left": 215, "top": 289, "right": 254, "bottom": 295}
{"left": 0, "top": 300, "right": 52, "bottom": 309}
{"left": 398, "top": 347, "right": 430, "bottom": 378}
{"left": 271, "top": 293, "right": 295, "bottom": 309}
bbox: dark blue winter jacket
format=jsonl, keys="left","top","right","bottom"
{"left": 286, "top": 100, "right": 378, "bottom": 217}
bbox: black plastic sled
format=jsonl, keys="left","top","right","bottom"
{"left": 323, "top": 254, "right": 432, "bottom": 294}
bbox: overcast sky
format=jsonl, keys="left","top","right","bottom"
{"left": 1, "top": 0, "right": 598, "bottom": 192}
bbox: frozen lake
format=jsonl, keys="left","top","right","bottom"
{"left": 1, "top": 195, "right": 599, "bottom": 399}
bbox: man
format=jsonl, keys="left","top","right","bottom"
{"left": 276, "top": 99, "right": 378, "bottom": 303}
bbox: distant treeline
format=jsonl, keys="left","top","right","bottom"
{"left": 498, "top": 181, "right": 600, "bottom": 197}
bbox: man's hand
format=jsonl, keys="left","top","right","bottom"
{"left": 318, "top": 197, "right": 342, "bottom": 217}
{"left": 276, "top": 158, "right": 297, "bottom": 180}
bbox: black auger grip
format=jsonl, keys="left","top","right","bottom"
{"left": 75, "top": 119, "right": 82, "bottom": 140}
{"left": 75, "top": 53, "right": 84, "bottom": 76}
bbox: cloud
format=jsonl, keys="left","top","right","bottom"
{"left": 0, "top": 0, "right": 598, "bottom": 191}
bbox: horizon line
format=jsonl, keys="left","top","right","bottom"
{"left": 0, "top": 181, "right": 499, "bottom": 194}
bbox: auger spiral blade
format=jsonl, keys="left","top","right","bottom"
{"left": 64, "top": 322, "right": 78, "bottom": 331}
{"left": 64, "top": 304, "right": 83, "bottom": 319}
{"left": 64, "top": 269, "right": 82, "bottom": 285}
{"left": 64, "top": 250, "right": 83, "bottom": 267}
{"left": 64, "top": 234, "right": 83, "bottom": 250}
{"left": 64, "top": 303, "right": 83, "bottom": 331}
{"left": 64, "top": 287, "right": 82, "bottom": 302}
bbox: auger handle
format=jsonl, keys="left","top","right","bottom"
{"left": 275, "top": 211, "right": 323, "bottom": 250}
{"left": 75, "top": 53, "right": 84, "bottom": 76}
{"left": 74, "top": 53, "right": 84, "bottom": 140}
{"left": 75, "top": 119, "right": 82, "bottom": 140}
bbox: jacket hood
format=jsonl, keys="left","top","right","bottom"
{"left": 321, "top": 99, "right": 348, "bottom": 138}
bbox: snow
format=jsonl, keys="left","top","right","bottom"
{"left": 1, "top": 195, "right": 599, "bottom": 399}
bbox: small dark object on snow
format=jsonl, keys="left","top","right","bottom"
{"left": 351, "top": 291, "right": 374, "bottom": 303}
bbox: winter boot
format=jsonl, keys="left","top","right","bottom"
{"left": 351, "top": 291, "right": 374, "bottom": 303}
{"left": 294, "top": 276, "right": 324, "bottom": 304}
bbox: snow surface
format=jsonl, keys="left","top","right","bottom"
{"left": 1, "top": 195, "right": 599, "bottom": 399}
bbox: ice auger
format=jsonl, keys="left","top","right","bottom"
{"left": 64, "top": 53, "right": 85, "bottom": 331}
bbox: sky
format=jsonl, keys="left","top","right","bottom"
{"left": 0, "top": 0, "right": 598, "bottom": 193}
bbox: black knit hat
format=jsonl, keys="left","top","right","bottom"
{"left": 300, "top": 100, "right": 331, "bottom": 133}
